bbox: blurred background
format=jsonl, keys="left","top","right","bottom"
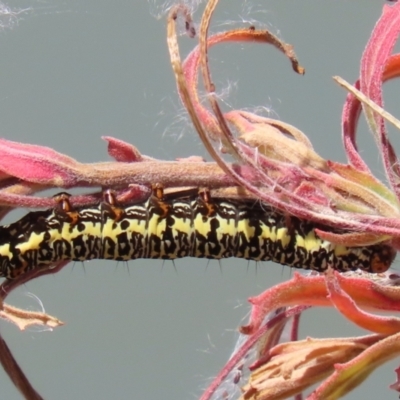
{"left": 0, "top": 1, "right": 398, "bottom": 399}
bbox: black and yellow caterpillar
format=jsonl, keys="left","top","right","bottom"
{"left": 0, "top": 189, "right": 395, "bottom": 279}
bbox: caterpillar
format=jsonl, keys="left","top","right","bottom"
{"left": 0, "top": 188, "right": 395, "bottom": 279}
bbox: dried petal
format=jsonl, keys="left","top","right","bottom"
{"left": 0, "top": 303, "right": 64, "bottom": 331}
{"left": 241, "top": 336, "right": 378, "bottom": 400}
{"left": 241, "top": 272, "right": 400, "bottom": 336}
{"left": 311, "top": 332, "right": 400, "bottom": 399}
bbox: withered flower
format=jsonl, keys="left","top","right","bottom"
{"left": 0, "top": 1, "right": 400, "bottom": 400}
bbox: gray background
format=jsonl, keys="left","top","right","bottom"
{"left": 0, "top": 1, "right": 398, "bottom": 399}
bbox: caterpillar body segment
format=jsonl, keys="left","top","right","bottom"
{"left": 0, "top": 190, "right": 395, "bottom": 279}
